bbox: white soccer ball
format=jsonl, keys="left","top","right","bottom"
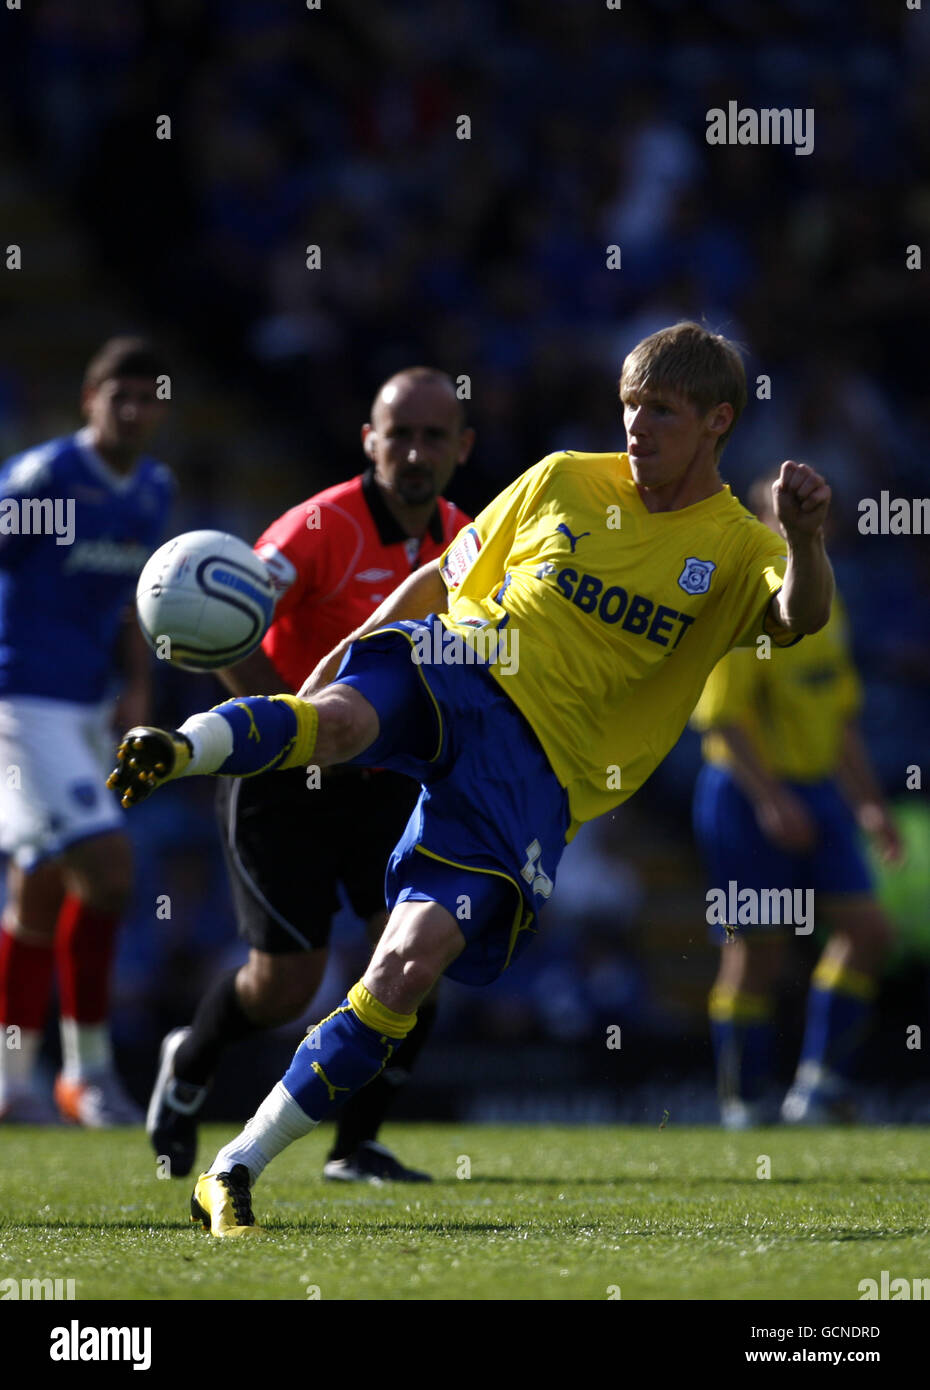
{"left": 136, "top": 530, "right": 275, "bottom": 671}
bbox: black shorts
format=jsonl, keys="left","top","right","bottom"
{"left": 215, "top": 766, "right": 420, "bottom": 955}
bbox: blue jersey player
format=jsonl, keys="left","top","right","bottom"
{"left": 0, "top": 337, "right": 173, "bottom": 1125}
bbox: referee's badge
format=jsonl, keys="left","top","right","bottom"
{"left": 678, "top": 557, "right": 716, "bottom": 595}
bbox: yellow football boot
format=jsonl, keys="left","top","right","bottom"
{"left": 190, "top": 1165, "right": 261, "bottom": 1237}
{"left": 106, "top": 726, "right": 192, "bottom": 807}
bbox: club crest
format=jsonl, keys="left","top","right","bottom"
{"left": 678, "top": 557, "right": 716, "bottom": 595}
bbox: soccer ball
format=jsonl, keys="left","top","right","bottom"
{"left": 136, "top": 530, "right": 276, "bottom": 672}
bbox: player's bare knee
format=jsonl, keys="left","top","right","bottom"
{"left": 398, "top": 955, "right": 442, "bottom": 1001}
{"left": 365, "top": 903, "right": 462, "bottom": 1012}
{"left": 312, "top": 686, "right": 378, "bottom": 765}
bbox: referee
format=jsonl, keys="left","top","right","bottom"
{"left": 147, "top": 367, "right": 473, "bottom": 1179}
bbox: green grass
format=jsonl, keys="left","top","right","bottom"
{"left": 1, "top": 1124, "right": 928, "bottom": 1300}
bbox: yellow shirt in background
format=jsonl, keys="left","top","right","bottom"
{"left": 691, "top": 594, "right": 861, "bottom": 781}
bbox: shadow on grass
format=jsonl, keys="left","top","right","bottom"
{"left": 253, "top": 1216, "right": 930, "bottom": 1241}
{"left": 8, "top": 1215, "right": 927, "bottom": 1243}
{"left": 414, "top": 1174, "right": 930, "bottom": 1187}
{"left": 794, "top": 1229, "right": 930, "bottom": 1242}
{"left": 3, "top": 1219, "right": 196, "bottom": 1232}
{"left": 264, "top": 1218, "right": 581, "bottom": 1234}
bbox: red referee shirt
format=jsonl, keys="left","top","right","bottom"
{"left": 254, "top": 469, "right": 470, "bottom": 691}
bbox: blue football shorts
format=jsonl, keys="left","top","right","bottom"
{"left": 333, "top": 616, "right": 571, "bottom": 985}
{"left": 693, "top": 763, "right": 873, "bottom": 945}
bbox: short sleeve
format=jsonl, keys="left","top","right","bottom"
{"left": 439, "top": 457, "right": 558, "bottom": 597}
{"left": 728, "top": 526, "right": 796, "bottom": 649}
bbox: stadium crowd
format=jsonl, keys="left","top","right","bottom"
{"left": 0, "top": 0, "right": 926, "bottom": 1114}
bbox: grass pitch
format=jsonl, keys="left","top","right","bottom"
{"left": 1, "top": 1124, "right": 928, "bottom": 1301}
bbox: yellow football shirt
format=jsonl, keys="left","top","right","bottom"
{"left": 438, "top": 451, "right": 792, "bottom": 835}
{"left": 691, "top": 594, "right": 861, "bottom": 781}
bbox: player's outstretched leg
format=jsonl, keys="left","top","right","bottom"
{"left": 107, "top": 686, "right": 377, "bottom": 808}
{"left": 325, "top": 908, "right": 438, "bottom": 1184}
{"left": 107, "top": 727, "right": 193, "bottom": 806}
{"left": 323, "top": 991, "right": 438, "bottom": 1184}
{"left": 190, "top": 901, "right": 464, "bottom": 1236}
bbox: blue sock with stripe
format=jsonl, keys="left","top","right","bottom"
{"left": 709, "top": 986, "right": 776, "bottom": 1106}
{"left": 797, "top": 959, "right": 875, "bottom": 1088}
{"left": 181, "top": 694, "right": 318, "bottom": 777}
{"left": 282, "top": 983, "right": 417, "bottom": 1120}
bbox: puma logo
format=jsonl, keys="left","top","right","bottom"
{"left": 310, "top": 1061, "right": 351, "bottom": 1103}
{"left": 234, "top": 702, "right": 261, "bottom": 742}
{"left": 555, "top": 522, "right": 592, "bottom": 554}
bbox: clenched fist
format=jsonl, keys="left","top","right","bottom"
{"left": 773, "top": 461, "right": 831, "bottom": 538}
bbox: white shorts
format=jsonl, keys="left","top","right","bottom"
{"left": 0, "top": 696, "right": 124, "bottom": 870}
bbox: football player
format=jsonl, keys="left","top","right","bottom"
{"left": 0, "top": 338, "right": 172, "bottom": 1124}
{"left": 109, "top": 322, "right": 835, "bottom": 1233}
{"left": 691, "top": 473, "right": 901, "bottom": 1126}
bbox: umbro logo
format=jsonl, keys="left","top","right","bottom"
{"left": 554, "top": 522, "right": 592, "bottom": 554}
{"left": 355, "top": 568, "right": 393, "bottom": 582}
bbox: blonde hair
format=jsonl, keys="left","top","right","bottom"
{"left": 619, "top": 322, "right": 747, "bottom": 453}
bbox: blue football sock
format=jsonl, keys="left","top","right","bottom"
{"left": 189, "top": 694, "right": 318, "bottom": 776}
{"left": 282, "top": 982, "right": 417, "bottom": 1121}
{"left": 709, "top": 986, "right": 776, "bottom": 1105}
{"left": 797, "top": 959, "right": 875, "bottom": 1088}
